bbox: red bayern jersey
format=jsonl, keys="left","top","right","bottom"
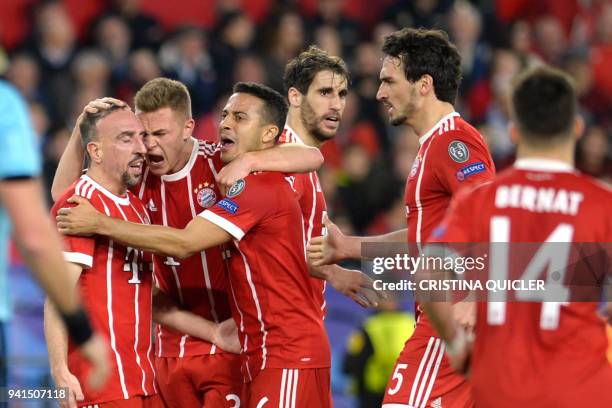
{"left": 431, "top": 158, "right": 612, "bottom": 408}
{"left": 406, "top": 112, "right": 495, "bottom": 332}
{"left": 134, "top": 138, "right": 233, "bottom": 358}
{"left": 279, "top": 125, "right": 327, "bottom": 317}
{"left": 51, "top": 175, "right": 157, "bottom": 405}
{"left": 200, "top": 171, "right": 331, "bottom": 381}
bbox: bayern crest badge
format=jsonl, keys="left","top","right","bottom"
{"left": 194, "top": 182, "right": 217, "bottom": 208}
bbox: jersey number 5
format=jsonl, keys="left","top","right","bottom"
{"left": 488, "top": 217, "right": 572, "bottom": 330}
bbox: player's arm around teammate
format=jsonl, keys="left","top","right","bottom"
{"left": 51, "top": 99, "right": 324, "bottom": 202}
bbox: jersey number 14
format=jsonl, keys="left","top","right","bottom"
{"left": 488, "top": 217, "right": 572, "bottom": 330}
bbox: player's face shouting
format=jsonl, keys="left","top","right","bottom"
{"left": 300, "top": 70, "right": 348, "bottom": 142}
{"left": 377, "top": 56, "right": 419, "bottom": 126}
{"left": 219, "top": 93, "right": 271, "bottom": 163}
{"left": 137, "top": 107, "right": 194, "bottom": 176}
{"left": 96, "top": 110, "right": 147, "bottom": 188}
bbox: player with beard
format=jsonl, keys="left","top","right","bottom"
{"left": 51, "top": 79, "right": 324, "bottom": 408}
{"left": 46, "top": 106, "right": 162, "bottom": 408}
{"left": 268, "top": 46, "right": 381, "bottom": 310}
{"left": 308, "top": 28, "right": 496, "bottom": 407}
{"left": 56, "top": 83, "right": 333, "bottom": 407}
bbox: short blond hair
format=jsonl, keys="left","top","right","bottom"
{"left": 134, "top": 78, "right": 192, "bottom": 119}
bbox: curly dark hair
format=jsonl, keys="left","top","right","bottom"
{"left": 382, "top": 28, "right": 462, "bottom": 104}
{"left": 283, "top": 45, "right": 350, "bottom": 94}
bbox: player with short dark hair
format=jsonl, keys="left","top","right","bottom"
{"left": 47, "top": 107, "right": 163, "bottom": 408}
{"left": 420, "top": 65, "right": 612, "bottom": 408}
{"left": 308, "top": 28, "right": 496, "bottom": 407}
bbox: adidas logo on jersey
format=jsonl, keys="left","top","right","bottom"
{"left": 430, "top": 397, "right": 442, "bottom": 408}
{"left": 147, "top": 198, "right": 157, "bottom": 212}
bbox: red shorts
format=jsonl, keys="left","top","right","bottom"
{"left": 155, "top": 353, "right": 242, "bottom": 408}
{"left": 243, "top": 368, "right": 331, "bottom": 408}
{"left": 79, "top": 394, "right": 164, "bottom": 408}
{"left": 383, "top": 335, "right": 473, "bottom": 408}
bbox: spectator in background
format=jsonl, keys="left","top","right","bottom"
{"left": 5, "top": 53, "right": 46, "bottom": 105}
{"left": 261, "top": 9, "right": 305, "bottom": 91}
{"left": 343, "top": 294, "right": 414, "bottom": 408}
{"left": 576, "top": 125, "right": 612, "bottom": 183}
{"left": 26, "top": 1, "right": 78, "bottom": 127}
{"left": 383, "top": 0, "right": 452, "bottom": 32}
{"left": 72, "top": 50, "right": 111, "bottom": 102}
{"left": 115, "top": 48, "right": 163, "bottom": 102}
{"left": 211, "top": 11, "right": 256, "bottom": 94}
{"left": 159, "top": 26, "right": 216, "bottom": 116}
{"left": 94, "top": 15, "right": 132, "bottom": 86}
{"left": 308, "top": 0, "right": 360, "bottom": 57}
{"left": 484, "top": 49, "right": 526, "bottom": 165}
{"left": 449, "top": 1, "right": 490, "bottom": 97}
{"left": 533, "top": 15, "right": 567, "bottom": 66}
{"left": 106, "top": 0, "right": 164, "bottom": 50}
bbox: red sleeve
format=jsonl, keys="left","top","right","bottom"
{"left": 50, "top": 195, "right": 95, "bottom": 268}
{"left": 198, "top": 174, "right": 273, "bottom": 240}
{"left": 431, "top": 130, "right": 496, "bottom": 194}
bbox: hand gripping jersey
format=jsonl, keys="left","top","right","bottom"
{"left": 384, "top": 112, "right": 495, "bottom": 408}
{"left": 201, "top": 171, "right": 331, "bottom": 381}
{"left": 432, "top": 158, "right": 612, "bottom": 408}
{"left": 278, "top": 125, "right": 328, "bottom": 318}
{"left": 135, "top": 139, "right": 233, "bottom": 357}
{"left": 51, "top": 175, "right": 157, "bottom": 405}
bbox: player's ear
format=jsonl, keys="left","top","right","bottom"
{"left": 183, "top": 118, "right": 195, "bottom": 140}
{"left": 86, "top": 141, "right": 102, "bottom": 163}
{"left": 508, "top": 122, "right": 519, "bottom": 146}
{"left": 262, "top": 124, "right": 278, "bottom": 144}
{"left": 288, "top": 87, "right": 302, "bottom": 108}
{"left": 419, "top": 74, "right": 434, "bottom": 96}
{"left": 573, "top": 115, "right": 585, "bottom": 142}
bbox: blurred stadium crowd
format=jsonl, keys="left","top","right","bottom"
{"left": 0, "top": 0, "right": 610, "bottom": 236}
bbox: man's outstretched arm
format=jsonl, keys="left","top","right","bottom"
{"left": 56, "top": 196, "right": 231, "bottom": 259}
{"left": 307, "top": 215, "right": 408, "bottom": 266}
{"left": 215, "top": 143, "right": 324, "bottom": 188}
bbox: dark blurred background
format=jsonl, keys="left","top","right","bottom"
{"left": 1, "top": 1, "right": 610, "bottom": 407}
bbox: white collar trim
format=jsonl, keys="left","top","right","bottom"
{"left": 161, "top": 138, "right": 199, "bottom": 182}
{"left": 81, "top": 175, "right": 130, "bottom": 205}
{"left": 513, "top": 158, "right": 574, "bottom": 173}
{"left": 283, "top": 124, "right": 305, "bottom": 145}
{"left": 418, "top": 112, "right": 460, "bottom": 145}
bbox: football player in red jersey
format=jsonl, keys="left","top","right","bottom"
{"left": 217, "top": 46, "right": 380, "bottom": 312}
{"left": 51, "top": 79, "right": 324, "bottom": 408}
{"left": 47, "top": 106, "right": 163, "bottom": 408}
{"left": 57, "top": 82, "right": 333, "bottom": 407}
{"left": 308, "top": 28, "right": 496, "bottom": 407}
{"left": 420, "top": 66, "right": 612, "bottom": 408}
